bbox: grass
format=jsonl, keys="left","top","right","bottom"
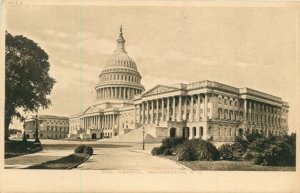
{"left": 27, "top": 153, "right": 90, "bottom": 169}
{"left": 5, "top": 140, "right": 42, "bottom": 158}
{"left": 164, "top": 156, "right": 296, "bottom": 171}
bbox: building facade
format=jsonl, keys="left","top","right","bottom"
{"left": 25, "top": 115, "right": 69, "bottom": 139}
{"left": 69, "top": 27, "right": 289, "bottom": 142}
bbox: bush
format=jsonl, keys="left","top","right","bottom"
{"left": 248, "top": 134, "right": 296, "bottom": 166}
{"left": 162, "top": 148, "right": 173, "bottom": 156}
{"left": 151, "top": 146, "right": 164, "bottom": 155}
{"left": 218, "top": 143, "right": 244, "bottom": 161}
{"left": 161, "top": 137, "right": 187, "bottom": 149}
{"left": 177, "top": 139, "right": 220, "bottom": 161}
{"left": 244, "top": 131, "right": 264, "bottom": 143}
{"left": 234, "top": 136, "right": 249, "bottom": 152}
{"left": 74, "top": 145, "right": 86, "bottom": 154}
{"left": 151, "top": 137, "right": 187, "bottom": 156}
{"left": 84, "top": 146, "right": 94, "bottom": 155}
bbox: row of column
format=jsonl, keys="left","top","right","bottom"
{"left": 244, "top": 100, "right": 287, "bottom": 128}
{"left": 96, "top": 87, "right": 141, "bottom": 100}
{"left": 80, "top": 114, "right": 118, "bottom": 130}
{"left": 139, "top": 94, "right": 208, "bottom": 124}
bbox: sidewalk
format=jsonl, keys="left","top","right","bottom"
{"left": 5, "top": 149, "right": 73, "bottom": 169}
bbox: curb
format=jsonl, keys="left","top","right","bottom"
{"left": 67, "top": 154, "right": 91, "bottom": 169}
{"left": 158, "top": 156, "right": 193, "bottom": 171}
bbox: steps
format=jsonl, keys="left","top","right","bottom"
{"left": 99, "top": 126, "right": 163, "bottom": 143}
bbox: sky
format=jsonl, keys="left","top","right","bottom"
{"left": 5, "top": 2, "right": 299, "bottom": 132}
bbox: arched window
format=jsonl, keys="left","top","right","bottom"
{"left": 193, "top": 127, "right": 196, "bottom": 137}
{"left": 200, "top": 127, "right": 204, "bottom": 137}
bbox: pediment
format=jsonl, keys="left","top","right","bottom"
{"left": 82, "top": 106, "right": 100, "bottom": 115}
{"left": 142, "top": 85, "right": 178, "bottom": 97}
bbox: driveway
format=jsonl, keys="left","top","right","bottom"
{"left": 5, "top": 140, "right": 188, "bottom": 170}
{"left": 75, "top": 146, "right": 187, "bottom": 170}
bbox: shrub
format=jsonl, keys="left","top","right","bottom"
{"left": 151, "top": 137, "right": 187, "bottom": 156}
{"left": 234, "top": 136, "right": 249, "bottom": 152}
{"left": 151, "top": 146, "right": 164, "bottom": 155}
{"left": 248, "top": 134, "right": 296, "bottom": 166}
{"left": 84, "top": 146, "right": 94, "bottom": 155}
{"left": 176, "top": 139, "right": 220, "bottom": 161}
{"left": 74, "top": 145, "right": 86, "bottom": 153}
{"left": 245, "top": 131, "right": 264, "bottom": 143}
{"left": 177, "top": 144, "right": 198, "bottom": 161}
{"left": 161, "top": 137, "right": 187, "bottom": 149}
{"left": 218, "top": 143, "right": 244, "bottom": 161}
{"left": 162, "top": 148, "right": 173, "bottom": 156}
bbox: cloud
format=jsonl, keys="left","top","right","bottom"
{"left": 47, "top": 42, "right": 70, "bottom": 50}
{"left": 42, "top": 29, "right": 67, "bottom": 39}
{"left": 231, "top": 61, "right": 259, "bottom": 68}
{"left": 75, "top": 31, "right": 142, "bottom": 57}
{"left": 162, "top": 50, "right": 217, "bottom": 66}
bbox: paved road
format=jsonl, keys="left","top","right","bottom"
{"left": 75, "top": 146, "right": 187, "bottom": 170}
{"left": 5, "top": 140, "right": 188, "bottom": 170}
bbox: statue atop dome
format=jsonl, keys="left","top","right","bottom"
{"left": 117, "top": 25, "right": 126, "bottom": 52}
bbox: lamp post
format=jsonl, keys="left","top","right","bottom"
{"left": 142, "top": 126, "right": 145, "bottom": 150}
{"left": 22, "top": 122, "right": 27, "bottom": 142}
{"left": 34, "top": 114, "right": 40, "bottom": 143}
{"left": 22, "top": 115, "right": 28, "bottom": 142}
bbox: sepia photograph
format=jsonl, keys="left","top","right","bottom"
{"left": 0, "top": 0, "right": 299, "bottom": 192}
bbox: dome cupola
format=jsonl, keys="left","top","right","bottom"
{"left": 95, "top": 26, "right": 144, "bottom": 103}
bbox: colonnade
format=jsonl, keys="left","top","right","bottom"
{"left": 96, "top": 87, "right": 142, "bottom": 100}
{"left": 80, "top": 114, "right": 118, "bottom": 131}
{"left": 244, "top": 100, "right": 288, "bottom": 129}
{"left": 139, "top": 94, "right": 208, "bottom": 124}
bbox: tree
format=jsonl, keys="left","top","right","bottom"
{"left": 5, "top": 32, "right": 56, "bottom": 140}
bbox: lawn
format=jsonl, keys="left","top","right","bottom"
{"left": 164, "top": 156, "right": 296, "bottom": 171}
{"left": 5, "top": 140, "right": 42, "bottom": 158}
{"left": 27, "top": 153, "right": 90, "bottom": 169}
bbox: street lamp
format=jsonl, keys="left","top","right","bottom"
{"left": 22, "top": 115, "right": 28, "bottom": 142}
{"left": 142, "top": 126, "right": 145, "bottom": 150}
{"left": 22, "top": 122, "right": 27, "bottom": 142}
{"left": 34, "top": 114, "right": 40, "bottom": 143}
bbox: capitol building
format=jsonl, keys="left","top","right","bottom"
{"left": 68, "top": 27, "right": 289, "bottom": 142}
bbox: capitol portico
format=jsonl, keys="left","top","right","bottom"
{"left": 68, "top": 27, "right": 289, "bottom": 142}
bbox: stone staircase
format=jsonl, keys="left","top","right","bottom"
{"left": 99, "top": 125, "right": 165, "bottom": 143}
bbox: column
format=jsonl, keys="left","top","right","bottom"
{"left": 172, "top": 96, "right": 176, "bottom": 121}
{"left": 123, "top": 88, "right": 126, "bottom": 99}
{"left": 244, "top": 100, "right": 247, "bottom": 124}
{"left": 109, "top": 115, "right": 112, "bottom": 130}
{"left": 167, "top": 97, "right": 170, "bottom": 121}
{"left": 106, "top": 115, "right": 108, "bottom": 129}
{"left": 85, "top": 117, "right": 87, "bottom": 129}
{"left": 141, "top": 103, "right": 145, "bottom": 124}
{"left": 196, "top": 94, "right": 200, "bottom": 121}
{"left": 204, "top": 94, "right": 208, "bottom": 120}
{"left": 161, "top": 98, "right": 165, "bottom": 121}
{"left": 183, "top": 96, "right": 187, "bottom": 121}
{"left": 146, "top": 101, "right": 149, "bottom": 123}
{"left": 112, "top": 114, "right": 115, "bottom": 129}
{"left": 190, "top": 95, "right": 194, "bottom": 122}
{"left": 156, "top": 99, "right": 159, "bottom": 124}
{"left": 178, "top": 96, "right": 182, "bottom": 121}
{"left": 151, "top": 100, "right": 154, "bottom": 123}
